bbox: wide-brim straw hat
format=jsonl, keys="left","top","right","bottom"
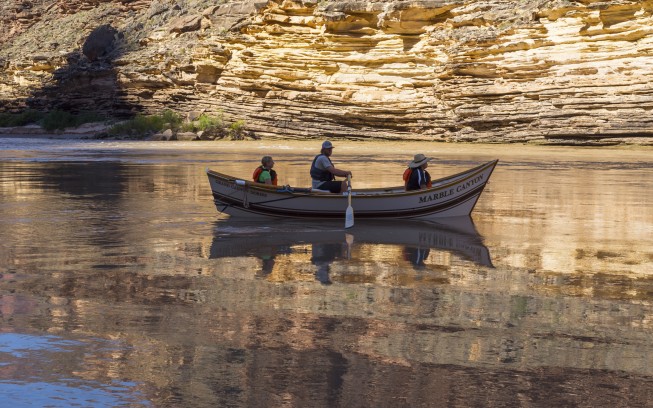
{"left": 409, "top": 153, "right": 432, "bottom": 168}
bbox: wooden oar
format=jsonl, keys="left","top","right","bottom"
{"left": 345, "top": 233, "right": 354, "bottom": 259}
{"left": 345, "top": 175, "right": 354, "bottom": 229}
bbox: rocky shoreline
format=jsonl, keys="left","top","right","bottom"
{"left": 0, "top": 122, "right": 256, "bottom": 141}
{"left": 1, "top": 122, "right": 652, "bottom": 147}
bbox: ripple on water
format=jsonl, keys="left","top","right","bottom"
{"left": 0, "top": 332, "right": 152, "bottom": 407}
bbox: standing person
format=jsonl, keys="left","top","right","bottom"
{"left": 404, "top": 153, "right": 432, "bottom": 191}
{"left": 253, "top": 156, "right": 277, "bottom": 185}
{"left": 310, "top": 141, "right": 352, "bottom": 193}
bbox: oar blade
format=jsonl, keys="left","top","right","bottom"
{"left": 345, "top": 205, "right": 354, "bottom": 229}
{"left": 345, "top": 174, "right": 354, "bottom": 229}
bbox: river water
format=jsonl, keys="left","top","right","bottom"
{"left": 0, "top": 138, "right": 651, "bottom": 407}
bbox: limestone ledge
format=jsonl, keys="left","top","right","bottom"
{"left": 1, "top": 0, "right": 653, "bottom": 144}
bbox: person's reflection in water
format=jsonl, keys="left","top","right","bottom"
{"left": 403, "top": 246, "right": 431, "bottom": 270}
{"left": 259, "top": 255, "right": 275, "bottom": 277}
{"left": 311, "top": 243, "right": 345, "bottom": 285}
{"left": 256, "top": 245, "right": 291, "bottom": 277}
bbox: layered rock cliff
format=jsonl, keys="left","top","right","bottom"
{"left": 1, "top": 0, "right": 653, "bottom": 144}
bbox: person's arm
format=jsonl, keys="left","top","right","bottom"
{"left": 326, "top": 166, "right": 352, "bottom": 178}
{"left": 418, "top": 169, "right": 428, "bottom": 189}
{"left": 317, "top": 156, "right": 351, "bottom": 178}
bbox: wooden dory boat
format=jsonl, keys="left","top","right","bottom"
{"left": 206, "top": 159, "right": 498, "bottom": 221}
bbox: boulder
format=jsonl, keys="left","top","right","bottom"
{"left": 187, "top": 110, "right": 204, "bottom": 121}
{"left": 176, "top": 131, "right": 199, "bottom": 141}
{"left": 82, "top": 25, "right": 118, "bottom": 62}
{"left": 168, "top": 15, "right": 202, "bottom": 34}
{"left": 198, "top": 130, "right": 216, "bottom": 140}
{"left": 160, "top": 129, "right": 174, "bottom": 140}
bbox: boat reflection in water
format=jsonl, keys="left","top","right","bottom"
{"left": 209, "top": 216, "right": 492, "bottom": 284}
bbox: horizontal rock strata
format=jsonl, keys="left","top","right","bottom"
{"left": 1, "top": 0, "right": 653, "bottom": 144}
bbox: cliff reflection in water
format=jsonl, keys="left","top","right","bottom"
{"left": 1, "top": 140, "right": 652, "bottom": 407}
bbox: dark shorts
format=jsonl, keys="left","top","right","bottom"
{"left": 316, "top": 181, "right": 343, "bottom": 193}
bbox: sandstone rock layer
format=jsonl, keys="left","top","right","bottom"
{"left": 2, "top": 0, "right": 653, "bottom": 144}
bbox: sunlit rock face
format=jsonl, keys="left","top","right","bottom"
{"left": 1, "top": 0, "right": 653, "bottom": 144}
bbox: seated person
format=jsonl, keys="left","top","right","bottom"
{"left": 253, "top": 155, "right": 277, "bottom": 185}
{"left": 404, "top": 153, "right": 432, "bottom": 191}
{"left": 309, "top": 141, "right": 352, "bottom": 193}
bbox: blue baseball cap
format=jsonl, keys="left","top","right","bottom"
{"left": 322, "top": 140, "right": 333, "bottom": 149}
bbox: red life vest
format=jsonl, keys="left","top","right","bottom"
{"left": 253, "top": 166, "right": 278, "bottom": 185}
{"left": 403, "top": 168, "right": 412, "bottom": 189}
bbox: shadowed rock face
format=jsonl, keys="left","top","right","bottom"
{"left": 83, "top": 25, "right": 118, "bottom": 61}
{"left": 1, "top": 0, "right": 653, "bottom": 145}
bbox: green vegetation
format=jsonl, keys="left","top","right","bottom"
{"left": 40, "top": 111, "right": 106, "bottom": 131}
{"left": 107, "top": 110, "right": 183, "bottom": 136}
{"left": 0, "top": 110, "right": 43, "bottom": 127}
{"left": 108, "top": 110, "right": 249, "bottom": 140}
{"left": 0, "top": 110, "right": 105, "bottom": 130}
{"left": 197, "top": 113, "right": 223, "bottom": 132}
{"left": 0, "top": 108, "right": 250, "bottom": 140}
{"left": 228, "top": 119, "right": 246, "bottom": 140}
{"left": 181, "top": 113, "right": 224, "bottom": 133}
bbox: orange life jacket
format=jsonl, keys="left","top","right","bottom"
{"left": 403, "top": 168, "right": 412, "bottom": 189}
{"left": 253, "top": 166, "right": 278, "bottom": 185}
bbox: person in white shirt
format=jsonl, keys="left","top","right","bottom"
{"left": 309, "top": 141, "right": 352, "bottom": 193}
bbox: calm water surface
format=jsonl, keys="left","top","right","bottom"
{"left": 0, "top": 138, "right": 652, "bottom": 407}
